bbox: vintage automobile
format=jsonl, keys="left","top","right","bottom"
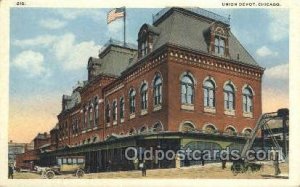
{"left": 43, "top": 156, "right": 85, "bottom": 179}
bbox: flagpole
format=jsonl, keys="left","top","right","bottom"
{"left": 123, "top": 7, "right": 126, "bottom": 46}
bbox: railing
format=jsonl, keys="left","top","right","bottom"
{"left": 152, "top": 7, "right": 230, "bottom": 25}
{"left": 99, "top": 38, "right": 137, "bottom": 54}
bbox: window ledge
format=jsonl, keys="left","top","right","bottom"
{"left": 82, "top": 130, "right": 86, "bottom": 134}
{"left": 93, "top": 127, "right": 98, "bottom": 130}
{"left": 243, "top": 112, "right": 253, "bottom": 118}
{"left": 153, "top": 105, "right": 162, "bottom": 111}
{"left": 141, "top": 110, "right": 148, "bottom": 116}
{"left": 224, "top": 110, "right": 235, "bottom": 116}
{"left": 130, "top": 113, "right": 136, "bottom": 119}
{"left": 120, "top": 118, "right": 124, "bottom": 123}
{"left": 106, "top": 123, "right": 111, "bottom": 127}
{"left": 181, "top": 104, "right": 194, "bottom": 111}
{"left": 204, "top": 107, "right": 216, "bottom": 113}
{"left": 87, "top": 128, "right": 92, "bottom": 132}
{"left": 113, "top": 121, "right": 117, "bottom": 125}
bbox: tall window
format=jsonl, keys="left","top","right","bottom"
{"left": 120, "top": 97, "right": 125, "bottom": 120}
{"left": 112, "top": 100, "right": 117, "bottom": 122}
{"left": 129, "top": 89, "right": 136, "bottom": 114}
{"left": 154, "top": 75, "right": 162, "bottom": 105}
{"left": 105, "top": 103, "right": 110, "bottom": 123}
{"left": 94, "top": 104, "right": 99, "bottom": 126}
{"left": 141, "top": 83, "right": 148, "bottom": 110}
{"left": 181, "top": 74, "right": 194, "bottom": 104}
{"left": 215, "top": 36, "right": 225, "bottom": 55}
{"left": 141, "top": 40, "right": 148, "bottom": 57}
{"left": 224, "top": 84, "right": 235, "bottom": 110}
{"left": 84, "top": 108, "right": 87, "bottom": 128}
{"left": 88, "top": 107, "right": 93, "bottom": 128}
{"left": 204, "top": 80, "right": 215, "bottom": 107}
{"left": 243, "top": 87, "right": 253, "bottom": 113}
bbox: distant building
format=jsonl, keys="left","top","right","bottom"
{"left": 8, "top": 140, "right": 33, "bottom": 165}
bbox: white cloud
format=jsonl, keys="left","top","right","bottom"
{"left": 12, "top": 50, "right": 48, "bottom": 77}
{"left": 13, "top": 35, "right": 57, "bottom": 48}
{"left": 107, "top": 19, "right": 124, "bottom": 40}
{"left": 256, "top": 46, "right": 278, "bottom": 57}
{"left": 264, "top": 63, "right": 289, "bottom": 81}
{"left": 39, "top": 18, "right": 66, "bottom": 29}
{"left": 52, "top": 33, "right": 101, "bottom": 71}
{"left": 268, "top": 10, "right": 288, "bottom": 42}
{"left": 55, "top": 9, "right": 105, "bottom": 22}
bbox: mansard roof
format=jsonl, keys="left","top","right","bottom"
{"left": 148, "top": 7, "right": 260, "bottom": 67}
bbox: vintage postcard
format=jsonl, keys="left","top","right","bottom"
{"left": 0, "top": 0, "right": 299, "bottom": 186}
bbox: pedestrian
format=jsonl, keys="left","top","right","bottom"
{"left": 133, "top": 157, "right": 139, "bottom": 170}
{"left": 274, "top": 151, "right": 281, "bottom": 176}
{"left": 8, "top": 164, "right": 14, "bottom": 179}
{"left": 140, "top": 160, "right": 147, "bottom": 177}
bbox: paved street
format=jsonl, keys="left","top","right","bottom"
{"left": 12, "top": 162, "right": 288, "bottom": 179}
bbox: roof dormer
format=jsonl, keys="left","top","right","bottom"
{"left": 209, "top": 22, "right": 230, "bottom": 57}
{"left": 137, "top": 24, "right": 160, "bottom": 59}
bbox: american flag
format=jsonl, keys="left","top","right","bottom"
{"left": 107, "top": 7, "right": 125, "bottom": 24}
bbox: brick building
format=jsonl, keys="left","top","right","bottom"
{"left": 37, "top": 7, "right": 264, "bottom": 172}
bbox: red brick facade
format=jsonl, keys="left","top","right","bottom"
{"left": 43, "top": 8, "right": 264, "bottom": 150}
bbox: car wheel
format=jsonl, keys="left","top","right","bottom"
{"left": 46, "top": 170, "right": 55, "bottom": 179}
{"left": 76, "top": 169, "right": 84, "bottom": 178}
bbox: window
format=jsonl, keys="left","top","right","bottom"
{"left": 120, "top": 97, "right": 125, "bottom": 120}
{"left": 153, "top": 123, "right": 163, "bottom": 132}
{"left": 225, "top": 126, "right": 236, "bottom": 135}
{"left": 129, "top": 89, "right": 136, "bottom": 114}
{"left": 204, "top": 124, "right": 217, "bottom": 134}
{"left": 141, "top": 83, "right": 148, "bottom": 110}
{"left": 88, "top": 107, "right": 93, "bottom": 128}
{"left": 140, "top": 126, "right": 147, "bottom": 134}
{"left": 94, "top": 98, "right": 99, "bottom": 126}
{"left": 224, "top": 84, "right": 235, "bottom": 110}
{"left": 112, "top": 100, "right": 117, "bottom": 122}
{"left": 154, "top": 75, "right": 162, "bottom": 105}
{"left": 141, "top": 40, "right": 148, "bottom": 57}
{"left": 181, "top": 74, "right": 194, "bottom": 104}
{"left": 181, "top": 122, "right": 195, "bottom": 132}
{"left": 215, "top": 36, "right": 225, "bottom": 55}
{"left": 105, "top": 103, "right": 110, "bottom": 123}
{"left": 243, "top": 87, "right": 253, "bottom": 113}
{"left": 204, "top": 80, "right": 215, "bottom": 107}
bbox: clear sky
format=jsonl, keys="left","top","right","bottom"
{"left": 9, "top": 8, "right": 289, "bottom": 143}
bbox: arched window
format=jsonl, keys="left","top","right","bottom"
{"left": 94, "top": 97, "right": 99, "bottom": 126}
{"left": 140, "top": 83, "right": 148, "bottom": 110}
{"left": 204, "top": 80, "right": 215, "bottom": 107}
{"left": 225, "top": 126, "right": 237, "bottom": 135}
{"left": 243, "top": 128, "right": 252, "bottom": 136}
{"left": 88, "top": 106, "right": 93, "bottom": 128}
{"left": 105, "top": 102, "right": 110, "bottom": 124}
{"left": 154, "top": 75, "right": 162, "bottom": 105}
{"left": 129, "top": 89, "right": 136, "bottom": 114}
{"left": 112, "top": 100, "right": 117, "bottom": 122}
{"left": 129, "top": 128, "right": 136, "bottom": 135}
{"left": 181, "top": 74, "right": 194, "bottom": 104}
{"left": 224, "top": 84, "right": 235, "bottom": 110}
{"left": 243, "top": 87, "right": 253, "bottom": 113}
{"left": 153, "top": 123, "right": 163, "bottom": 132}
{"left": 181, "top": 122, "right": 195, "bottom": 132}
{"left": 203, "top": 124, "right": 217, "bottom": 133}
{"left": 214, "top": 36, "right": 225, "bottom": 55}
{"left": 140, "top": 126, "right": 147, "bottom": 134}
{"left": 120, "top": 97, "right": 125, "bottom": 120}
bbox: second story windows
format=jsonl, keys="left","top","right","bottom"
{"left": 224, "top": 84, "right": 235, "bottom": 110}
{"left": 88, "top": 106, "right": 93, "bottom": 128}
{"left": 181, "top": 74, "right": 194, "bottom": 105}
{"left": 154, "top": 74, "right": 162, "bottom": 106}
{"left": 112, "top": 100, "right": 117, "bottom": 123}
{"left": 129, "top": 89, "right": 136, "bottom": 114}
{"left": 243, "top": 86, "right": 253, "bottom": 114}
{"left": 203, "top": 79, "right": 216, "bottom": 108}
{"left": 140, "top": 83, "right": 148, "bottom": 111}
{"left": 105, "top": 102, "right": 110, "bottom": 124}
{"left": 94, "top": 98, "right": 99, "bottom": 126}
{"left": 120, "top": 97, "right": 125, "bottom": 121}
